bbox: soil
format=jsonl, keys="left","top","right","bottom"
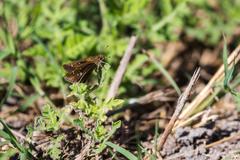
{"left": 161, "top": 107, "right": 240, "bottom": 160}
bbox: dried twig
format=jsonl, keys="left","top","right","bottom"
{"left": 172, "top": 110, "right": 208, "bottom": 131}
{"left": 107, "top": 36, "right": 137, "bottom": 100}
{"left": 135, "top": 89, "right": 176, "bottom": 104}
{"left": 11, "top": 129, "right": 29, "bottom": 142}
{"left": 175, "top": 45, "right": 240, "bottom": 128}
{"left": 205, "top": 132, "right": 240, "bottom": 148}
{"left": 157, "top": 68, "right": 200, "bottom": 151}
{"left": 107, "top": 89, "right": 176, "bottom": 116}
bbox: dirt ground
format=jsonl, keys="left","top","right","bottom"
{"left": 161, "top": 94, "right": 240, "bottom": 160}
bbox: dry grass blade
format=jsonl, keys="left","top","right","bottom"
{"left": 107, "top": 36, "right": 137, "bottom": 100}
{"left": 107, "top": 89, "right": 176, "bottom": 116}
{"left": 157, "top": 68, "right": 200, "bottom": 151}
{"left": 175, "top": 45, "right": 240, "bottom": 128}
{"left": 172, "top": 110, "right": 208, "bottom": 131}
{"left": 205, "top": 132, "right": 240, "bottom": 148}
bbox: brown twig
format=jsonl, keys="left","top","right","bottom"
{"left": 136, "top": 89, "right": 176, "bottom": 104}
{"left": 172, "top": 110, "right": 209, "bottom": 131}
{"left": 175, "top": 44, "right": 240, "bottom": 128}
{"left": 11, "top": 129, "right": 29, "bottom": 142}
{"left": 107, "top": 36, "right": 137, "bottom": 100}
{"left": 107, "top": 89, "right": 176, "bottom": 116}
{"left": 157, "top": 68, "right": 200, "bottom": 151}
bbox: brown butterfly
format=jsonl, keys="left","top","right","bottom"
{"left": 63, "top": 55, "right": 105, "bottom": 83}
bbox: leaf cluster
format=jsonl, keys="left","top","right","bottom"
{"left": 1, "top": 0, "right": 240, "bottom": 97}
{"left": 30, "top": 80, "right": 123, "bottom": 158}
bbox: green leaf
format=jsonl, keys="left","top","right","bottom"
{"left": 0, "top": 148, "right": 18, "bottom": 160}
{"left": 6, "top": 32, "right": 16, "bottom": 54}
{"left": 223, "top": 37, "right": 229, "bottom": 89}
{"left": 104, "top": 99, "right": 124, "bottom": 110}
{"left": 30, "top": 77, "right": 45, "bottom": 96}
{"left": 152, "top": 1, "right": 186, "bottom": 32}
{"left": 47, "top": 135, "right": 64, "bottom": 160}
{"left": 70, "top": 83, "right": 88, "bottom": 96}
{"left": 0, "top": 119, "right": 34, "bottom": 159}
{"left": 0, "top": 50, "right": 10, "bottom": 60}
{"left": 18, "top": 94, "right": 40, "bottom": 112}
{"left": 0, "top": 66, "right": 18, "bottom": 108}
{"left": 105, "top": 141, "right": 138, "bottom": 160}
{"left": 35, "top": 104, "right": 63, "bottom": 131}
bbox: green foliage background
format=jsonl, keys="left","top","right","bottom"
{"left": 1, "top": 0, "right": 240, "bottom": 159}
{"left": 1, "top": 0, "right": 240, "bottom": 104}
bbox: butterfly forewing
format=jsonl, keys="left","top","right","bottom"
{"left": 64, "top": 63, "right": 95, "bottom": 83}
{"left": 63, "top": 60, "right": 88, "bottom": 72}
{"left": 63, "top": 55, "right": 105, "bottom": 83}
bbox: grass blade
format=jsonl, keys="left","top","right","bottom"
{"left": 18, "top": 94, "right": 40, "bottom": 112}
{"left": 105, "top": 141, "right": 138, "bottom": 160}
{"left": 147, "top": 53, "right": 181, "bottom": 95}
{"left": 0, "top": 51, "right": 10, "bottom": 60}
{"left": 152, "top": 1, "right": 186, "bottom": 31}
{"left": 0, "top": 119, "right": 35, "bottom": 159}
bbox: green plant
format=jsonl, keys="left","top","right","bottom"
{"left": 105, "top": 141, "right": 138, "bottom": 160}
{"left": 0, "top": 1, "right": 239, "bottom": 106}
{"left": 1, "top": 0, "right": 240, "bottom": 158}
{"left": 0, "top": 119, "right": 35, "bottom": 160}
{"left": 222, "top": 39, "right": 240, "bottom": 111}
{"left": 30, "top": 64, "right": 123, "bottom": 158}
{"left": 70, "top": 82, "right": 123, "bottom": 153}
{"left": 34, "top": 104, "right": 64, "bottom": 132}
{"left": 47, "top": 135, "right": 64, "bottom": 160}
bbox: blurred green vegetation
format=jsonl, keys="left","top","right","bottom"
{"left": 0, "top": 0, "right": 240, "bottom": 105}
{"left": 1, "top": 0, "right": 240, "bottom": 159}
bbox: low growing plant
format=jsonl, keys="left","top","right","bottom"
{"left": 29, "top": 63, "right": 123, "bottom": 159}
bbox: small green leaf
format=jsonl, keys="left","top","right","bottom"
{"left": 47, "top": 135, "right": 64, "bottom": 160}
{"left": 223, "top": 37, "right": 230, "bottom": 89}
{"left": 73, "top": 118, "right": 85, "bottom": 129}
{"left": 18, "top": 94, "right": 40, "bottom": 112}
{"left": 106, "top": 141, "right": 138, "bottom": 160}
{"left": 35, "top": 104, "right": 63, "bottom": 131}
{"left": 0, "top": 66, "right": 18, "bottom": 108}
{"left": 70, "top": 83, "right": 88, "bottom": 97}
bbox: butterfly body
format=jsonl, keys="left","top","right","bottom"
{"left": 63, "top": 55, "right": 105, "bottom": 83}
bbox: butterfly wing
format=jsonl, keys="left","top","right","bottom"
{"left": 63, "top": 60, "right": 87, "bottom": 72}
{"left": 63, "top": 55, "right": 105, "bottom": 83}
{"left": 64, "top": 63, "right": 97, "bottom": 83}
{"left": 64, "top": 70, "right": 82, "bottom": 83}
{"left": 79, "top": 63, "right": 97, "bottom": 83}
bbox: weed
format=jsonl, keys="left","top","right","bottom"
{"left": 29, "top": 64, "right": 123, "bottom": 158}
